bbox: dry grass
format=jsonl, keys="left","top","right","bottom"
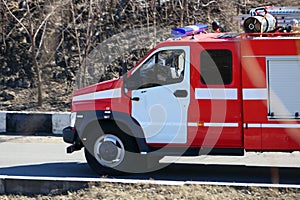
{"left": 0, "top": 182, "right": 299, "bottom": 200}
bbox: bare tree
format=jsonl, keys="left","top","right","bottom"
{"left": 68, "top": 0, "right": 105, "bottom": 88}
{"left": 2, "top": 0, "right": 66, "bottom": 106}
{"left": 151, "top": 0, "right": 157, "bottom": 45}
{"left": 69, "top": 0, "right": 84, "bottom": 88}
{"left": 0, "top": 1, "right": 6, "bottom": 52}
{"left": 82, "top": 0, "right": 97, "bottom": 88}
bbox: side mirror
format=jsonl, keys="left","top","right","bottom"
{"left": 121, "top": 60, "right": 128, "bottom": 76}
{"left": 121, "top": 60, "right": 130, "bottom": 97}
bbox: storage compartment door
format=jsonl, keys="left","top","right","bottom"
{"left": 267, "top": 57, "right": 300, "bottom": 119}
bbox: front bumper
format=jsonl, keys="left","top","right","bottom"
{"left": 63, "top": 126, "right": 82, "bottom": 153}
{"left": 63, "top": 126, "right": 77, "bottom": 144}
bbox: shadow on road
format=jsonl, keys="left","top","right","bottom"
{"left": 0, "top": 162, "right": 300, "bottom": 185}
{"left": 0, "top": 162, "right": 96, "bottom": 178}
{"left": 125, "top": 164, "right": 300, "bottom": 185}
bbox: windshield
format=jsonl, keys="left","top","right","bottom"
{"left": 125, "top": 49, "right": 185, "bottom": 90}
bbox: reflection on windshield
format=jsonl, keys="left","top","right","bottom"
{"left": 125, "top": 49, "right": 185, "bottom": 90}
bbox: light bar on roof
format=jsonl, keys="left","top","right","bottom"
{"left": 171, "top": 24, "right": 208, "bottom": 37}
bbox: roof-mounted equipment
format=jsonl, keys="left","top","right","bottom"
{"left": 243, "top": 7, "right": 276, "bottom": 33}
{"left": 171, "top": 24, "right": 208, "bottom": 38}
{"left": 235, "top": 6, "right": 300, "bottom": 33}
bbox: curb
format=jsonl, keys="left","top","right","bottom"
{"left": 0, "top": 111, "right": 70, "bottom": 135}
{"left": 0, "top": 176, "right": 88, "bottom": 195}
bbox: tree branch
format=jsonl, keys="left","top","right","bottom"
{"left": 202, "top": 0, "right": 217, "bottom": 7}
{"left": 33, "top": 5, "right": 60, "bottom": 45}
{"left": 36, "top": 22, "right": 47, "bottom": 59}
{"left": 2, "top": 0, "right": 30, "bottom": 36}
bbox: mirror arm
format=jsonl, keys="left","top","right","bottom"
{"left": 121, "top": 59, "right": 128, "bottom": 76}
{"left": 121, "top": 60, "right": 132, "bottom": 100}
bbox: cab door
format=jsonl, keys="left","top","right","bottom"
{"left": 129, "top": 46, "right": 190, "bottom": 144}
{"left": 190, "top": 43, "right": 243, "bottom": 149}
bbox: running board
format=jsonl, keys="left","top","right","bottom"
{"left": 146, "top": 147, "right": 244, "bottom": 156}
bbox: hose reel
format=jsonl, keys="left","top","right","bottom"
{"left": 243, "top": 8, "right": 277, "bottom": 33}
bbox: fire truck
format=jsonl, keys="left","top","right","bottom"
{"left": 63, "top": 6, "right": 300, "bottom": 175}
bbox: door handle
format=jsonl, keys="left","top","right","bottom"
{"left": 173, "top": 90, "right": 188, "bottom": 98}
{"left": 131, "top": 97, "right": 140, "bottom": 101}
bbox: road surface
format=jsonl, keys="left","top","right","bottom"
{"left": 0, "top": 135, "right": 300, "bottom": 185}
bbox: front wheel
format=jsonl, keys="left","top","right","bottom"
{"left": 85, "top": 131, "right": 150, "bottom": 176}
{"left": 92, "top": 134, "right": 126, "bottom": 169}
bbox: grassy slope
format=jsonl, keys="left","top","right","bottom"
{"left": 1, "top": 183, "right": 299, "bottom": 199}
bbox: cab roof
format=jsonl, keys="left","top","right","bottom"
{"left": 167, "top": 32, "right": 300, "bottom": 43}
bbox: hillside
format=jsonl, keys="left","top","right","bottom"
{"left": 0, "top": 0, "right": 298, "bottom": 111}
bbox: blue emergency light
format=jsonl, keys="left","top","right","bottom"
{"left": 171, "top": 24, "right": 208, "bottom": 37}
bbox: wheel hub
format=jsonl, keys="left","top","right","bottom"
{"left": 98, "top": 141, "right": 119, "bottom": 162}
{"left": 94, "top": 134, "right": 125, "bottom": 168}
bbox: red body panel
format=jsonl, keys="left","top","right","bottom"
{"left": 71, "top": 32, "right": 300, "bottom": 152}
{"left": 241, "top": 38, "right": 300, "bottom": 150}
{"left": 72, "top": 79, "right": 130, "bottom": 114}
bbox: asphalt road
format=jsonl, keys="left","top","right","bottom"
{"left": 0, "top": 135, "right": 300, "bottom": 185}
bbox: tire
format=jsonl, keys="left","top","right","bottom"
{"left": 83, "top": 121, "right": 149, "bottom": 176}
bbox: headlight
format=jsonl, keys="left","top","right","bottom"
{"left": 70, "top": 112, "right": 77, "bottom": 127}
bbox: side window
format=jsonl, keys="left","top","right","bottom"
{"left": 200, "top": 50, "right": 232, "bottom": 85}
{"left": 128, "top": 49, "right": 185, "bottom": 89}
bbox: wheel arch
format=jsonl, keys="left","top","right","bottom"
{"left": 75, "top": 110, "right": 150, "bottom": 153}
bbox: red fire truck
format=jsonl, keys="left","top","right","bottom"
{"left": 63, "top": 6, "right": 300, "bottom": 175}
